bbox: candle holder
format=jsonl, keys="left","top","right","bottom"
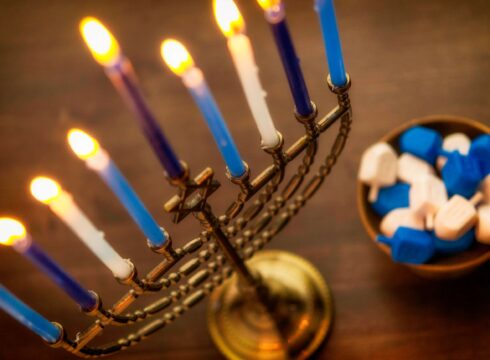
{"left": 42, "top": 75, "right": 352, "bottom": 359}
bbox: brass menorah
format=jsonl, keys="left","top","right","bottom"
{"left": 37, "top": 75, "right": 352, "bottom": 359}
{"left": 0, "top": 0, "right": 354, "bottom": 358}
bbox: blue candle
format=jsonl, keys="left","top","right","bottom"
{"left": 258, "top": 1, "right": 314, "bottom": 117}
{"left": 68, "top": 129, "right": 168, "bottom": 248}
{"left": 0, "top": 285, "right": 62, "bottom": 343}
{"left": 100, "top": 161, "right": 167, "bottom": 246}
{"left": 80, "top": 17, "right": 185, "bottom": 180}
{"left": 0, "top": 218, "right": 96, "bottom": 311}
{"left": 107, "top": 60, "right": 185, "bottom": 179}
{"left": 161, "top": 40, "right": 246, "bottom": 178}
{"left": 314, "top": 0, "right": 348, "bottom": 87}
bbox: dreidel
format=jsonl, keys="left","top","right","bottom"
{"left": 399, "top": 126, "right": 442, "bottom": 165}
{"left": 359, "top": 142, "right": 398, "bottom": 202}
{"left": 371, "top": 183, "right": 410, "bottom": 217}
{"left": 409, "top": 174, "right": 448, "bottom": 230}
{"left": 432, "top": 229, "right": 475, "bottom": 254}
{"left": 380, "top": 208, "right": 424, "bottom": 237}
{"left": 436, "top": 132, "right": 471, "bottom": 170}
{"left": 397, "top": 153, "right": 435, "bottom": 185}
{"left": 434, "top": 192, "right": 483, "bottom": 240}
{"left": 469, "top": 134, "right": 490, "bottom": 176}
{"left": 476, "top": 204, "right": 490, "bottom": 244}
{"left": 377, "top": 227, "right": 435, "bottom": 264}
{"left": 441, "top": 151, "right": 482, "bottom": 198}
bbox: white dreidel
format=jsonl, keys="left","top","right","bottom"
{"left": 358, "top": 142, "right": 398, "bottom": 203}
{"left": 476, "top": 205, "right": 490, "bottom": 244}
{"left": 380, "top": 208, "right": 425, "bottom": 237}
{"left": 409, "top": 173, "right": 448, "bottom": 230}
{"left": 436, "top": 133, "right": 471, "bottom": 170}
{"left": 397, "top": 153, "right": 435, "bottom": 185}
{"left": 434, "top": 192, "right": 483, "bottom": 241}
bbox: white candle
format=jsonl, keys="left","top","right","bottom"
{"left": 30, "top": 177, "right": 132, "bottom": 279}
{"left": 214, "top": 0, "right": 280, "bottom": 149}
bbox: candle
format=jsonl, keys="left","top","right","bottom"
{"left": 160, "top": 39, "right": 247, "bottom": 178}
{"left": 0, "top": 284, "right": 61, "bottom": 343}
{"left": 213, "top": 0, "right": 280, "bottom": 149}
{"left": 79, "top": 17, "right": 185, "bottom": 179}
{"left": 30, "top": 177, "right": 133, "bottom": 280}
{"left": 314, "top": 0, "right": 347, "bottom": 87}
{"left": 0, "top": 218, "right": 96, "bottom": 311}
{"left": 257, "top": 0, "right": 314, "bottom": 117}
{"left": 67, "top": 129, "right": 168, "bottom": 247}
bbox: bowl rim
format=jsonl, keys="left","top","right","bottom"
{"left": 357, "top": 114, "right": 490, "bottom": 274}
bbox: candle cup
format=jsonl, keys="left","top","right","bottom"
{"left": 30, "top": 177, "right": 133, "bottom": 280}
{"left": 214, "top": 0, "right": 281, "bottom": 149}
{"left": 0, "top": 218, "right": 96, "bottom": 311}
{"left": 315, "top": 0, "right": 347, "bottom": 87}
{"left": 258, "top": 0, "right": 314, "bottom": 117}
{"left": 0, "top": 285, "right": 62, "bottom": 343}
{"left": 161, "top": 39, "right": 247, "bottom": 178}
{"left": 79, "top": 17, "right": 185, "bottom": 180}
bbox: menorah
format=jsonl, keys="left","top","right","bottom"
{"left": 40, "top": 75, "right": 351, "bottom": 360}
{"left": 0, "top": 1, "right": 352, "bottom": 359}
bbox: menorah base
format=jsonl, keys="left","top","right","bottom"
{"left": 207, "top": 250, "right": 333, "bottom": 360}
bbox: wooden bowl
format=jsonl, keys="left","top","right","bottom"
{"left": 357, "top": 115, "right": 490, "bottom": 278}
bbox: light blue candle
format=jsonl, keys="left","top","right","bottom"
{"left": 314, "top": 0, "right": 347, "bottom": 87}
{"left": 0, "top": 285, "right": 62, "bottom": 343}
{"left": 97, "top": 159, "right": 167, "bottom": 248}
{"left": 185, "top": 68, "right": 246, "bottom": 177}
{"left": 161, "top": 40, "right": 246, "bottom": 178}
{"left": 68, "top": 129, "right": 168, "bottom": 248}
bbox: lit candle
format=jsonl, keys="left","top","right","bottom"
{"left": 0, "top": 284, "right": 62, "bottom": 343}
{"left": 0, "top": 218, "right": 96, "bottom": 311}
{"left": 67, "top": 129, "right": 168, "bottom": 247}
{"left": 214, "top": 0, "right": 280, "bottom": 149}
{"left": 30, "top": 177, "right": 133, "bottom": 280}
{"left": 161, "top": 40, "right": 247, "bottom": 178}
{"left": 257, "top": 0, "right": 314, "bottom": 117}
{"left": 79, "top": 17, "right": 185, "bottom": 179}
{"left": 314, "top": 0, "right": 347, "bottom": 87}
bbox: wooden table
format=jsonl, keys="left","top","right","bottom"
{"left": 0, "top": 0, "right": 489, "bottom": 359}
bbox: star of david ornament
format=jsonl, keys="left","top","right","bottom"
{"left": 164, "top": 167, "right": 220, "bottom": 223}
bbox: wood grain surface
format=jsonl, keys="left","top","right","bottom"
{"left": 0, "top": 0, "right": 489, "bottom": 359}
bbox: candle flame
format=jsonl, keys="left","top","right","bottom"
{"left": 68, "top": 129, "right": 101, "bottom": 160}
{"left": 161, "top": 39, "right": 195, "bottom": 76}
{"left": 80, "top": 17, "right": 121, "bottom": 66}
{"left": 0, "top": 218, "right": 26, "bottom": 246}
{"left": 213, "top": 0, "right": 245, "bottom": 37}
{"left": 30, "top": 177, "right": 62, "bottom": 204}
{"left": 257, "top": 0, "right": 282, "bottom": 11}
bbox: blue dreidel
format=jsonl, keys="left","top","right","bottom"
{"left": 377, "top": 227, "right": 435, "bottom": 264}
{"left": 399, "top": 126, "right": 442, "bottom": 165}
{"left": 469, "top": 134, "right": 490, "bottom": 176}
{"left": 432, "top": 229, "right": 475, "bottom": 255}
{"left": 441, "top": 151, "right": 482, "bottom": 198}
{"left": 371, "top": 183, "right": 410, "bottom": 217}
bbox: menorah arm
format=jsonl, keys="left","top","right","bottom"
{"left": 50, "top": 263, "right": 236, "bottom": 358}
{"left": 238, "top": 109, "right": 353, "bottom": 260}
